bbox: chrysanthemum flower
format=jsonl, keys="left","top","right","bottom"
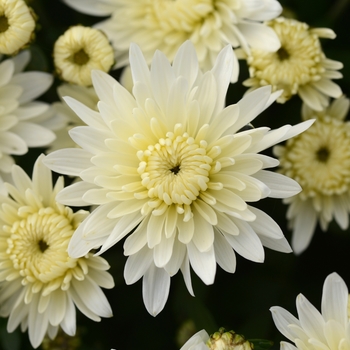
{"left": 48, "top": 83, "right": 99, "bottom": 152}
{"left": 63, "top": 0, "right": 282, "bottom": 74}
{"left": 271, "top": 272, "right": 350, "bottom": 350}
{"left": 0, "top": 50, "right": 59, "bottom": 185}
{"left": 44, "top": 41, "right": 313, "bottom": 316}
{"left": 0, "top": 154, "right": 114, "bottom": 348}
{"left": 53, "top": 25, "right": 114, "bottom": 86}
{"left": 242, "top": 17, "right": 343, "bottom": 111}
{"left": 0, "top": 0, "right": 36, "bottom": 55}
{"left": 274, "top": 96, "right": 350, "bottom": 254}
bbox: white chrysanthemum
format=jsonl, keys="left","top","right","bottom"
{"left": 48, "top": 83, "right": 99, "bottom": 152}
{"left": 63, "top": 0, "right": 282, "bottom": 74}
{"left": 0, "top": 154, "right": 114, "bottom": 349}
{"left": 0, "top": 0, "right": 35, "bottom": 55}
{"left": 274, "top": 96, "right": 350, "bottom": 254}
{"left": 0, "top": 51, "right": 61, "bottom": 185}
{"left": 44, "top": 41, "right": 313, "bottom": 316}
{"left": 271, "top": 272, "right": 350, "bottom": 350}
{"left": 54, "top": 25, "right": 114, "bottom": 86}
{"left": 242, "top": 17, "right": 343, "bottom": 111}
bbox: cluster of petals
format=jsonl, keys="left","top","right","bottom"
{"left": 63, "top": 0, "right": 282, "bottom": 74}
{"left": 0, "top": 51, "right": 63, "bottom": 192}
{"left": 44, "top": 41, "right": 313, "bottom": 316}
{"left": 274, "top": 96, "right": 350, "bottom": 254}
{"left": 0, "top": 155, "right": 114, "bottom": 348}
{"left": 271, "top": 272, "right": 350, "bottom": 350}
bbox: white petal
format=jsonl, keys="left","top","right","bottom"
{"left": 291, "top": 200, "right": 317, "bottom": 255}
{"left": 180, "top": 254, "right": 194, "bottom": 296}
{"left": 142, "top": 264, "right": 171, "bottom": 316}
{"left": 213, "top": 229, "right": 236, "bottom": 273}
{"left": 63, "top": 0, "right": 115, "bottom": 15}
{"left": 124, "top": 246, "right": 153, "bottom": 284}
{"left": 321, "top": 273, "right": 348, "bottom": 326}
{"left": 270, "top": 305, "right": 302, "bottom": 342}
{"left": 253, "top": 171, "right": 302, "bottom": 198}
{"left": 296, "top": 294, "right": 327, "bottom": 343}
{"left": 223, "top": 219, "right": 265, "bottom": 262}
{"left": 187, "top": 242, "right": 216, "bottom": 285}
{"left": 43, "top": 148, "right": 93, "bottom": 176}
{"left": 237, "top": 22, "right": 281, "bottom": 51}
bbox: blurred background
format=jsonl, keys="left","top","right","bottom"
{"left": 1, "top": 0, "right": 349, "bottom": 349}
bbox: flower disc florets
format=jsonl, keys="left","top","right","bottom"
{"left": 44, "top": 41, "right": 313, "bottom": 316}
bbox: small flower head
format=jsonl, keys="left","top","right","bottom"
{"left": 207, "top": 328, "right": 254, "bottom": 350}
{"left": 271, "top": 272, "right": 350, "bottom": 350}
{"left": 44, "top": 41, "right": 313, "bottom": 316}
{"left": 274, "top": 96, "right": 350, "bottom": 254}
{"left": 242, "top": 17, "right": 343, "bottom": 111}
{"left": 53, "top": 25, "right": 114, "bottom": 86}
{"left": 0, "top": 155, "right": 114, "bottom": 348}
{"left": 63, "top": 0, "right": 282, "bottom": 75}
{"left": 0, "top": 0, "right": 36, "bottom": 55}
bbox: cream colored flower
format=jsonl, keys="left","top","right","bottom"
{"left": 274, "top": 96, "right": 350, "bottom": 254}
{"left": 242, "top": 17, "right": 343, "bottom": 111}
{"left": 0, "top": 50, "right": 61, "bottom": 186}
{"left": 48, "top": 83, "right": 99, "bottom": 152}
{"left": 271, "top": 272, "right": 350, "bottom": 350}
{"left": 0, "top": 0, "right": 35, "bottom": 55}
{"left": 0, "top": 154, "right": 114, "bottom": 349}
{"left": 63, "top": 0, "right": 282, "bottom": 75}
{"left": 44, "top": 41, "right": 313, "bottom": 316}
{"left": 54, "top": 25, "right": 114, "bottom": 86}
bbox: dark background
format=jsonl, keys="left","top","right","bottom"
{"left": 1, "top": 0, "right": 349, "bottom": 349}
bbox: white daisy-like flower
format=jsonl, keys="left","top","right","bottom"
{"left": 274, "top": 96, "right": 350, "bottom": 254}
{"left": 48, "top": 83, "right": 99, "bottom": 152}
{"left": 0, "top": 154, "right": 114, "bottom": 349}
{"left": 271, "top": 272, "right": 350, "bottom": 350}
{"left": 242, "top": 17, "right": 343, "bottom": 111}
{"left": 0, "top": 0, "right": 36, "bottom": 55}
{"left": 53, "top": 25, "right": 114, "bottom": 86}
{"left": 44, "top": 41, "right": 313, "bottom": 316}
{"left": 63, "top": 0, "right": 282, "bottom": 74}
{"left": 0, "top": 50, "right": 60, "bottom": 185}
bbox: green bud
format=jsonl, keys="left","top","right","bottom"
{"left": 206, "top": 328, "right": 254, "bottom": 350}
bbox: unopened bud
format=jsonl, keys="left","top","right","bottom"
{"left": 206, "top": 328, "right": 254, "bottom": 350}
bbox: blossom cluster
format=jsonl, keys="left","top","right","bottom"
{"left": 0, "top": 0, "right": 348, "bottom": 349}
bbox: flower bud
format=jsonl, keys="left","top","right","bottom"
{"left": 206, "top": 328, "right": 254, "bottom": 350}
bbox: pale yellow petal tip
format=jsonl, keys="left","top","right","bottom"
{"left": 53, "top": 25, "right": 115, "bottom": 86}
{"left": 0, "top": 0, "right": 36, "bottom": 55}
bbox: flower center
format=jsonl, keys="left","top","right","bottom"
{"left": 73, "top": 48, "right": 90, "bottom": 65}
{"left": 5, "top": 208, "right": 83, "bottom": 295}
{"left": 277, "top": 47, "right": 289, "bottom": 61}
{"left": 0, "top": 15, "right": 9, "bottom": 33}
{"left": 278, "top": 118, "right": 350, "bottom": 197}
{"left": 137, "top": 125, "right": 212, "bottom": 216}
{"left": 246, "top": 17, "right": 324, "bottom": 103}
{"left": 316, "top": 147, "right": 330, "bottom": 163}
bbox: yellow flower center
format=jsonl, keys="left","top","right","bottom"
{"left": 5, "top": 207, "right": 86, "bottom": 297}
{"left": 137, "top": 125, "right": 212, "bottom": 217}
{"left": 246, "top": 17, "right": 325, "bottom": 102}
{"left": 72, "top": 48, "right": 90, "bottom": 65}
{"left": 278, "top": 117, "right": 350, "bottom": 198}
{"left": 0, "top": 14, "right": 9, "bottom": 33}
